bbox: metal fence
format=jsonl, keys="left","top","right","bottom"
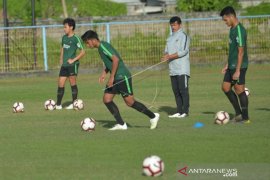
{"left": 0, "top": 15, "right": 269, "bottom": 72}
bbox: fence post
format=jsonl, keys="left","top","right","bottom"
{"left": 42, "top": 26, "right": 48, "bottom": 71}
{"left": 106, "top": 23, "right": 110, "bottom": 43}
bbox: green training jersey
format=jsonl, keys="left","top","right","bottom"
{"left": 98, "top": 41, "right": 131, "bottom": 80}
{"left": 228, "top": 23, "right": 248, "bottom": 69}
{"left": 61, "top": 34, "right": 84, "bottom": 67}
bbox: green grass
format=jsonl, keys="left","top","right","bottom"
{"left": 0, "top": 65, "right": 270, "bottom": 179}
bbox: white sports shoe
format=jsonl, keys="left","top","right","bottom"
{"left": 108, "top": 123, "right": 128, "bottom": 131}
{"left": 168, "top": 113, "right": 181, "bottom": 118}
{"left": 55, "top": 105, "right": 62, "bottom": 110}
{"left": 179, "top": 113, "right": 188, "bottom": 118}
{"left": 150, "top": 113, "right": 160, "bottom": 129}
{"left": 168, "top": 113, "right": 188, "bottom": 118}
{"left": 65, "top": 104, "right": 74, "bottom": 110}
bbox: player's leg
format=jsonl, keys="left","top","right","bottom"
{"left": 234, "top": 69, "right": 249, "bottom": 123}
{"left": 222, "top": 70, "right": 242, "bottom": 117}
{"left": 120, "top": 77, "right": 159, "bottom": 129}
{"left": 66, "top": 65, "right": 79, "bottom": 109}
{"left": 69, "top": 76, "right": 78, "bottom": 101}
{"left": 177, "top": 75, "right": 189, "bottom": 118}
{"left": 103, "top": 92, "right": 127, "bottom": 130}
{"left": 123, "top": 95, "right": 159, "bottom": 129}
{"left": 124, "top": 95, "right": 155, "bottom": 119}
{"left": 56, "top": 67, "right": 68, "bottom": 109}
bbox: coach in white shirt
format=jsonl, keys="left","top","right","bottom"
{"left": 162, "top": 16, "right": 190, "bottom": 118}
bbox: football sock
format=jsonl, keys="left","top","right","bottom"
{"left": 225, "top": 90, "right": 242, "bottom": 115}
{"left": 71, "top": 85, "right": 78, "bottom": 102}
{"left": 105, "top": 101, "right": 125, "bottom": 125}
{"left": 131, "top": 101, "right": 155, "bottom": 119}
{"left": 57, "top": 87, "right": 65, "bottom": 105}
{"left": 238, "top": 91, "right": 249, "bottom": 120}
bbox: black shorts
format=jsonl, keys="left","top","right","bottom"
{"left": 59, "top": 64, "right": 79, "bottom": 77}
{"left": 223, "top": 68, "right": 247, "bottom": 85}
{"left": 104, "top": 77, "right": 133, "bottom": 97}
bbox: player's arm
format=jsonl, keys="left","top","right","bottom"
{"left": 221, "top": 63, "right": 228, "bottom": 74}
{"left": 233, "top": 47, "right": 244, "bottom": 80}
{"left": 68, "top": 49, "right": 85, "bottom": 64}
{"left": 233, "top": 27, "right": 246, "bottom": 80}
{"left": 60, "top": 48, "right": 64, "bottom": 65}
{"left": 107, "top": 55, "right": 119, "bottom": 87}
{"left": 99, "top": 68, "right": 109, "bottom": 84}
{"left": 68, "top": 37, "right": 86, "bottom": 64}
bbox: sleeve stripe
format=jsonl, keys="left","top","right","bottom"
{"left": 100, "top": 43, "right": 113, "bottom": 57}
{"left": 237, "top": 25, "right": 243, "bottom": 46}
{"left": 74, "top": 35, "right": 84, "bottom": 49}
{"left": 183, "top": 33, "right": 188, "bottom": 50}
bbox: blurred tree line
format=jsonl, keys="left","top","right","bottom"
{"left": 0, "top": 0, "right": 127, "bottom": 25}
{"left": 176, "top": 0, "right": 240, "bottom": 12}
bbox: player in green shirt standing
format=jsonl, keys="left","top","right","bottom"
{"left": 220, "top": 6, "right": 250, "bottom": 123}
{"left": 81, "top": 30, "right": 160, "bottom": 130}
{"left": 56, "top": 18, "right": 85, "bottom": 110}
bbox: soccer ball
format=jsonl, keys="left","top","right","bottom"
{"left": 214, "top": 111, "right": 230, "bottom": 125}
{"left": 81, "top": 117, "right": 96, "bottom": 131}
{"left": 73, "top": 99, "right": 84, "bottom": 110}
{"left": 13, "top": 102, "right": 24, "bottom": 113}
{"left": 245, "top": 87, "right": 250, "bottom": 96}
{"left": 44, "top": 99, "right": 56, "bottom": 110}
{"left": 142, "top": 155, "right": 164, "bottom": 177}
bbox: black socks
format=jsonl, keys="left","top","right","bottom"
{"left": 71, "top": 85, "right": 78, "bottom": 102}
{"left": 225, "top": 90, "right": 242, "bottom": 115}
{"left": 57, "top": 87, "right": 65, "bottom": 106}
{"left": 238, "top": 91, "right": 249, "bottom": 120}
{"left": 105, "top": 101, "right": 125, "bottom": 125}
{"left": 131, "top": 101, "right": 155, "bottom": 119}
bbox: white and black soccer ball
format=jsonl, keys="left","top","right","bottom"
{"left": 44, "top": 99, "right": 56, "bottom": 110}
{"left": 81, "top": 117, "right": 96, "bottom": 131}
{"left": 214, "top": 111, "right": 230, "bottom": 125}
{"left": 142, "top": 155, "right": 164, "bottom": 177}
{"left": 13, "top": 102, "right": 24, "bottom": 113}
{"left": 245, "top": 87, "right": 250, "bottom": 97}
{"left": 73, "top": 99, "right": 84, "bottom": 110}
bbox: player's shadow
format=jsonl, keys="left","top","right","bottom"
{"left": 97, "top": 120, "right": 117, "bottom": 128}
{"left": 158, "top": 106, "right": 176, "bottom": 115}
{"left": 202, "top": 111, "right": 215, "bottom": 115}
{"left": 256, "top": 108, "right": 270, "bottom": 111}
{"left": 62, "top": 101, "right": 72, "bottom": 107}
{"left": 97, "top": 120, "right": 147, "bottom": 129}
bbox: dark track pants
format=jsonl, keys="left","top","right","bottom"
{"left": 170, "top": 75, "right": 190, "bottom": 114}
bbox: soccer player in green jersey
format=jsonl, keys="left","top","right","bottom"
{"left": 81, "top": 30, "right": 160, "bottom": 130}
{"left": 56, "top": 18, "right": 85, "bottom": 110}
{"left": 220, "top": 6, "right": 250, "bottom": 123}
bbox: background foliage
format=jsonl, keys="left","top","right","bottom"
{"left": 0, "top": 0, "right": 127, "bottom": 25}
{"left": 176, "top": 0, "right": 241, "bottom": 12}
{"left": 242, "top": 2, "right": 270, "bottom": 15}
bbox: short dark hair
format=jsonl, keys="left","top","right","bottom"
{"left": 81, "top": 30, "right": 99, "bottom": 41}
{"left": 169, "top": 16, "right": 182, "bottom": 24}
{"left": 63, "top": 18, "right": 76, "bottom": 30}
{"left": 220, "top": 6, "right": 236, "bottom": 17}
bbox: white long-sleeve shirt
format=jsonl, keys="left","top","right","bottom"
{"left": 165, "top": 28, "right": 190, "bottom": 76}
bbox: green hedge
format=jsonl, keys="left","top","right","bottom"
{"left": 176, "top": 0, "right": 240, "bottom": 12}
{"left": 1, "top": 0, "right": 127, "bottom": 25}
{"left": 242, "top": 2, "right": 270, "bottom": 15}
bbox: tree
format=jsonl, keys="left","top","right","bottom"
{"left": 61, "top": 0, "right": 68, "bottom": 18}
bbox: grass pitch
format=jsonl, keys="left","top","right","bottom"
{"left": 0, "top": 65, "right": 269, "bottom": 179}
